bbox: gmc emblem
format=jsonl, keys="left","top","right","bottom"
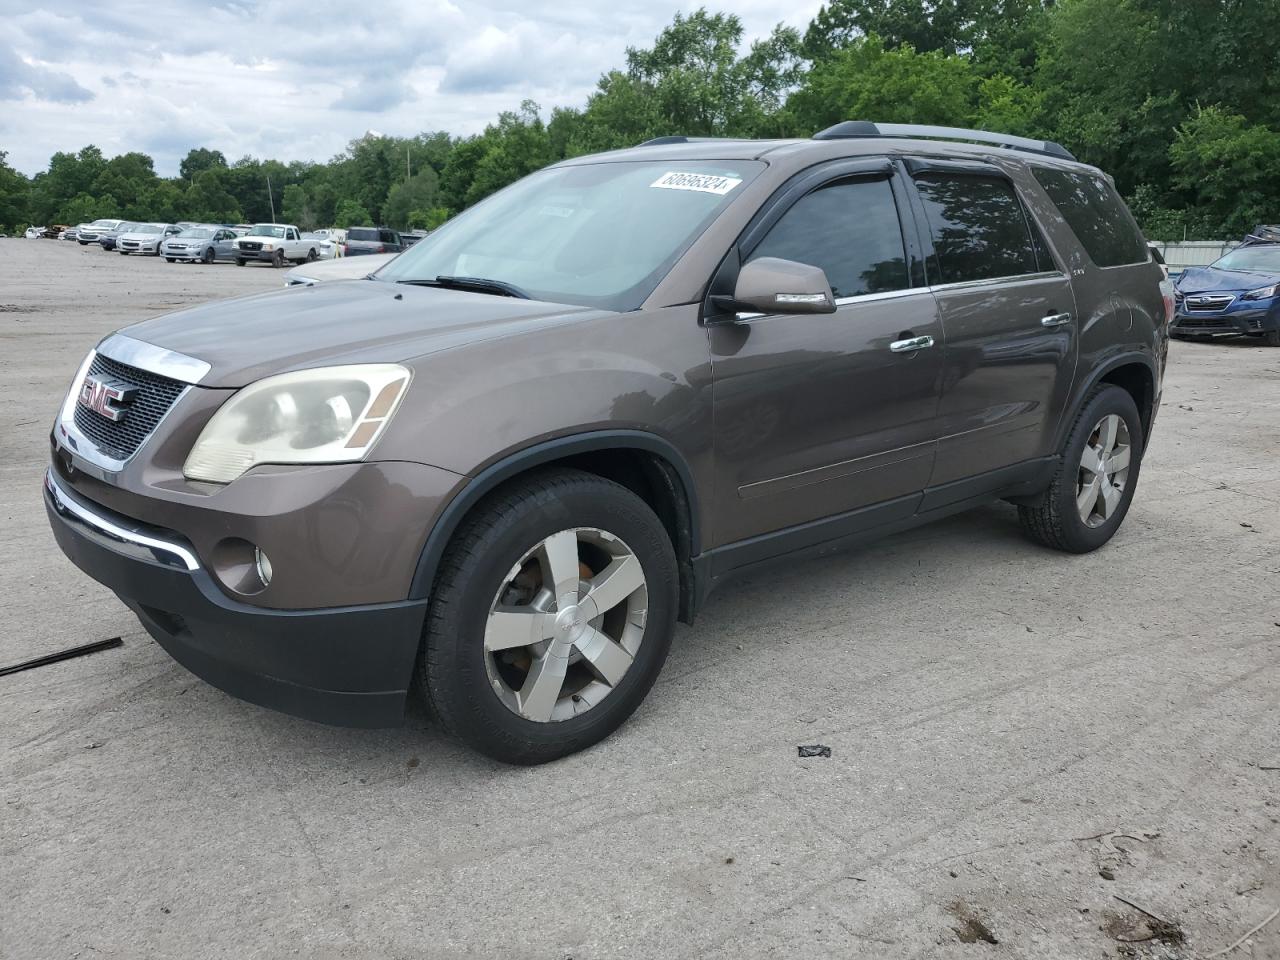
{"left": 78, "top": 374, "right": 137, "bottom": 422}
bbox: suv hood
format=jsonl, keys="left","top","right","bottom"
{"left": 1176, "top": 265, "right": 1279, "bottom": 294}
{"left": 117, "top": 278, "right": 604, "bottom": 388}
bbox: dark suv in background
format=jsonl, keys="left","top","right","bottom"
{"left": 343, "top": 226, "right": 403, "bottom": 256}
{"left": 45, "top": 122, "right": 1170, "bottom": 764}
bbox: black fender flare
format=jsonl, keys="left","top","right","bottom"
{"left": 407, "top": 430, "right": 702, "bottom": 601}
{"left": 1053, "top": 350, "right": 1158, "bottom": 452}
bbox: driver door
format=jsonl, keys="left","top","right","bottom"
{"left": 708, "top": 163, "right": 944, "bottom": 547}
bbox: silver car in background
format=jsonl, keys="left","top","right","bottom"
{"left": 117, "top": 223, "right": 181, "bottom": 255}
{"left": 76, "top": 219, "right": 124, "bottom": 244}
{"left": 161, "top": 225, "right": 240, "bottom": 263}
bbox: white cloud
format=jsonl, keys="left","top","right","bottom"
{"left": 0, "top": 0, "right": 822, "bottom": 176}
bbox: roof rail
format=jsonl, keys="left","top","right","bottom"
{"left": 639, "top": 136, "right": 693, "bottom": 146}
{"left": 812, "top": 121, "right": 1075, "bottom": 161}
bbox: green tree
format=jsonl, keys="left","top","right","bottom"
{"left": 60, "top": 192, "right": 117, "bottom": 225}
{"left": 333, "top": 199, "right": 373, "bottom": 228}
{"left": 0, "top": 152, "right": 30, "bottom": 230}
{"left": 383, "top": 169, "right": 441, "bottom": 229}
{"left": 185, "top": 168, "right": 241, "bottom": 223}
{"left": 785, "top": 36, "right": 980, "bottom": 133}
{"left": 1169, "top": 106, "right": 1280, "bottom": 236}
{"left": 179, "top": 148, "right": 228, "bottom": 182}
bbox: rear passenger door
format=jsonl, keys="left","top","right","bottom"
{"left": 905, "top": 159, "right": 1078, "bottom": 496}
{"left": 708, "top": 162, "right": 944, "bottom": 545}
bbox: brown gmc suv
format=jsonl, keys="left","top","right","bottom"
{"left": 46, "top": 122, "right": 1172, "bottom": 764}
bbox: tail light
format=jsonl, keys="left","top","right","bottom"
{"left": 1159, "top": 279, "right": 1176, "bottom": 328}
{"left": 342, "top": 244, "right": 349, "bottom": 256}
{"left": 377, "top": 244, "right": 386, "bottom": 253}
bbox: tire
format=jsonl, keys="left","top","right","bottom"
{"left": 119, "top": 251, "right": 128, "bottom": 255}
{"left": 1018, "top": 384, "right": 1144, "bottom": 553}
{"left": 235, "top": 258, "right": 245, "bottom": 267}
{"left": 306, "top": 247, "right": 318, "bottom": 262}
{"left": 202, "top": 247, "right": 214, "bottom": 264}
{"left": 419, "top": 468, "right": 678, "bottom": 765}
{"left": 165, "top": 257, "right": 176, "bottom": 263}
{"left": 78, "top": 241, "right": 88, "bottom": 246}
{"left": 271, "top": 249, "right": 285, "bottom": 268}
{"left": 1264, "top": 329, "right": 1280, "bottom": 347}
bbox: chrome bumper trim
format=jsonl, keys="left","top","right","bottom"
{"left": 45, "top": 469, "right": 201, "bottom": 571}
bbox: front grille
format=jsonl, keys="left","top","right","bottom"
{"left": 240, "top": 241, "right": 262, "bottom": 252}
{"left": 1184, "top": 295, "right": 1234, "bottom": 312}
{"left": 1178, "top": 315, "right": 1230, "bottom": 328}
{"left": 72, "top": 353, "right": 186, "bottom": 461}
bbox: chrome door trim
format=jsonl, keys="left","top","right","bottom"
{"left": 929, "top": 271, "right": 1066, "bottom": 294}
{"left": 736, "top": 285, "right": 932, "bottom": 321}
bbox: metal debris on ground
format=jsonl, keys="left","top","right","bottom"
{"left": 797, "top": 744, "right": 831, "bottom": 758}
{"left": 0, "top": 637, "right": 123, "bottom": 677}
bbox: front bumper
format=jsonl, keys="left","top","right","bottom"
{"left": 120, "top": 240, "right": 159, "bottom": 254}
{"left": 162, "top": 245, "right": 200, "bottom": 259}
{"left": 1173, "top": 303, "right": 1279, "bottom": 336}
{"left": 44, "top": 469, "right": 428, "bottom": 727}
{"left": 235, "top": 247, "right": 280, "bottom": 261}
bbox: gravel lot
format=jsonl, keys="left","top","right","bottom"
{"left": 2, "top": 238, "right": 1278, "bottom": 960}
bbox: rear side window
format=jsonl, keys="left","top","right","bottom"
{"left": 749, "top": 178, "right": 909, "bottom": 298}
{"left": 914, "top": 174, "right": 1038, "bottom": 283}
{"left": 348, "top": 227, "right": 377, "bottom": 241}
{"left": 1031, "top": 167, "right": 1147, "bottom": 267}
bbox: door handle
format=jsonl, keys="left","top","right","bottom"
{"left": 1041, "top": 312, "right": 1073, "bottom": 327}
{"left": 889, "top": 335, "right": 935, "bottom": 353}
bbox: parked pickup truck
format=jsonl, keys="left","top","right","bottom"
{"left": 233, "top": 224, "right": 320, "bottom": 268}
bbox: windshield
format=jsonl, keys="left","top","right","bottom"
{"left": 376, "top": 160, "right": 763, "bottom": 310}
{"left": 179, "top": 228, "right": 213, "bottom": 239}
{"left": 249, "top": 225, "right": 286, "bottom": 238}
{"left": 1211, "top": 245, "right": 1280, "bottom": 273}
{"left": 135, "top": 224, "right": 163, "bottom": 234}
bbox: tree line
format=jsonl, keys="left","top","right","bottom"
{"left": 2, "top": 0, "right": 1278, "bottom": 241}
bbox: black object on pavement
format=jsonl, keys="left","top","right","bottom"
{"left": 797, "top": 744, "right": 832, "bottom": 758}
{"left": 0, "top": 637, "right": 123, "bottom": 677}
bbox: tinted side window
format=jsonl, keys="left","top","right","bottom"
{"left": 749, "top": 178, "right": 909, "bottom": 298}
{"left": 914, "top": 174, "right": 1038, "bottom": 283}
{"left": 348, "top": 228, "right": 377, "bottom": 241}
{"left": 1032, "top": 166, "right": 1147, "bottom": 267}
{"left": 380, "top": 230, "right": 398, "bottom": 245}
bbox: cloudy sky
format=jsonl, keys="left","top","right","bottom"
{"left": 0, "top": 0, "right": 823, "bottom": 177}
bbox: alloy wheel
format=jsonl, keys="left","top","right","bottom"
{"left": 483, "top": 527, "right": 648, "bottom": 723}
{"left": 1076, "top": 413, "right": 1131, "bottom": 528}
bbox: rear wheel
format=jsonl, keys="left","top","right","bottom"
{"left": 306, "top": 247, "right": 318, "bottom": 262}
{"left": 1019, "top": 385, "right": 1144, "bottom": 553}
{"left": 419, "top": 469, "right": 678, "bottom": 764}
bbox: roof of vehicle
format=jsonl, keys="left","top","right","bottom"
{"left": 252, "top": 222, "right": 294, "bottom": 228}
{"left": 557, "top": 122, "right": 1096, "bottom": 176}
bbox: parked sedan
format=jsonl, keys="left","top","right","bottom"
{"left": 117, "top": 223, "right": 181, "bottom": 256}
{"left": 99, "top": 222, "right": 138, "bottom": 251}
{"left": 76, "top": 219, "right": 125, "bottom": 245}
{"left": 161, "top": 226, "right": 240, "bottom": 263}
{"left": 300, "top": 232, "right": 338, "bottom": 259}
{"left": 1172, "top": 239, "right": 1280, "bottom": 346}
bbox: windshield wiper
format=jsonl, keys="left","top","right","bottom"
{"left": 397, "top": 275, "right": 530, "bottom": 299}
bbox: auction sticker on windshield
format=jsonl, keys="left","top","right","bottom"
{"left": 650, "top": 171, "right": 743, "bottom": 195}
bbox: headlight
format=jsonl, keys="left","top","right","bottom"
{"left": 1241, "top": 283, "right": 1280, "bottom": 301}
{"left": 183, "top": 364, "right": 411, "bottom": 483}
{"left": 262, "top": 242, "right": 274, "bottom": 250}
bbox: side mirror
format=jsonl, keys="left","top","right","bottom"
{"left": 713, "top": 257, "right": 836, "bottom": 317}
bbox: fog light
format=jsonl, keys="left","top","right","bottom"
{"left": 255, "top": 548, "right": 273, "bottom": 586}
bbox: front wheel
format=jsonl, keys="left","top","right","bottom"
{"left": 165, "top": 257, "right": 176, "bottom": 263}
{"left": 271, "top": 249, "right": 285, "bottom": 268}
{"left": 202, "top": 247, "right": 214, "bottom": 264}
{"left": 419, "top": 469, "right": 678, "bottom": 764}
{"left": 1019, "top": 384, "right": 1144, "bottom": 553}
{"left": 235, "top": 258, "right": 245, "bottom": 267}
{"left": 1264, "top": 329, "right": 1280, "bottom": 347}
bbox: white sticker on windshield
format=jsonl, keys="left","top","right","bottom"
{"left": 651, "top": 171, "right": 743, "bottom": 195}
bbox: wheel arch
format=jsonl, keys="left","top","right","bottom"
{"left": 408, "top": 431, "right": 703, "bottom": 623}
{"left": 1057, "top": 352, "right": 1157, "bottom": 451}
